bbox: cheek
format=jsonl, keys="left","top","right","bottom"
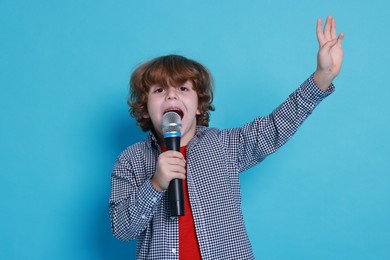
{"left": 145, "top": 103, "right": 161, "bottom": 126}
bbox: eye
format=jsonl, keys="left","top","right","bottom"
{"left": 153, "top": 87, "right": 165, "bottom": 93}
{"left": 179, "top": 86, "right": 189, "bottom": 92}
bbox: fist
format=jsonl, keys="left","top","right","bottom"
{"left": 151, "top": 151, "right": 186, "bottom": 192}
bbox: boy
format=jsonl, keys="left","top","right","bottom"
{"left": 110, "top": 16, "right": 344, "bottom": 259}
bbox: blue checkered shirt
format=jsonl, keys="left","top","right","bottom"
{"left": 110, "top": 75, "right": 334, "bottom": 259}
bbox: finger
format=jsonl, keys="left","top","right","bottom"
{"left": 172, "top": 172, "right": 186, "bottom": 180}
{"left": 161, "top": 150, "right": 185, "bottom": 160}
{"left": 324, "top": 16, "right": 333, "bottom": 41}
{"left": 165, "top": 164, "right": 186, "bottom": 177}
{"left": 320, "top": 38, "right": 338, "bottom": 54}
{"left": 316, "top": 18, "right": 325, "bottom": 46}
{"left": 166, "top": 158, "right": 186, "bottom": 168}
{"left": 331, "top": 17, "right": 337, "bottom": 39}
{"left": 326, "top": 32, "right": 344, "bottom": 50}
{"left": 337, "top": 32, "right": 344, "bottom": 45}
{"left": 169, "top": 165, "right": 187, "bottom": 175}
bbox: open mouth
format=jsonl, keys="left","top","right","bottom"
{"left": 164, "top": 108, "right": 184, "bottom": 119}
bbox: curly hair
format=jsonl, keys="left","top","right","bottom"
{"left": 128, "top": 55, "right": 215, "bottom": 132}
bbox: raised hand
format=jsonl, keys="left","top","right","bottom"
{"left": 313, "top": 16, "right": 344, "bottom": 91}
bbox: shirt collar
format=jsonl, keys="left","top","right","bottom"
{"left": 146, "top": 125, "right": 208, "bottom": 150}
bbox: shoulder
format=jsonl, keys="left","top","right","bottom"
{"left": 116, "top": 135, "right": 157, "bottom": 163}
{"left": 193, "top": 125, "right": 244, "bottom": 149}
{"left": 195, "top": 121, "right": 259, "bottom": 140}
{"left": 194, "top": 125, "right": 222, "bottom": 140}
{"left": 120, "top": 141, "right": 147, "bottom": 157}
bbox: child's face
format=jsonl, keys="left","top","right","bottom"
{"left": 144, "top": 80, "right": 201, "bottom": 146}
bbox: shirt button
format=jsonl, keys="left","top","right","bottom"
{"left": 171, "top": 248, "right": 176, "bottom": 254}
{"left": 152, "top": 197, "right": 157, "bottom": 202}
{"left": 141, "top": 214, "right": 146, "bottom": 219}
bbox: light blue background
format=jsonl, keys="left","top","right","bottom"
{"left": 1, "top": 0, "right": 389, "bottom": 259}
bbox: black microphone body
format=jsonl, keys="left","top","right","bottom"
{"left": 165, "top": 135, "right": 185, "bottom": 216}
{"left": 162, "top": 111, "right": 185, "bottom": 216}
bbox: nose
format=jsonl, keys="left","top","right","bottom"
{"left": 166, "top": 87, "right": 178, "bottom": 100}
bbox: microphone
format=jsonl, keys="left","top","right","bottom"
{"left": 162, "top": 111, "right": 185, "bottom": 216}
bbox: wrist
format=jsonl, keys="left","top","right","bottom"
{"left": 151, "top": 176, "right": 165, "bottom": 192}
{"left": 313, "top": 70, "right": 334, "bottom": 92}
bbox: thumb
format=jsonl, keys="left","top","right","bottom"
{"left": 337, "top": 32, "right": 344, "bottom": 46}
{"left": 321, "top": 38, "right": 338, "bottom": 53}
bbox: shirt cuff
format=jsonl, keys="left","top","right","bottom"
{"left": 299, "top": 74, "right": 335, "bottom": 104}
{"left": 138, "top": 178, "right": 165, "bottom": 209}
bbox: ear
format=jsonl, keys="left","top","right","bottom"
{"left": 143, "top": 111, "right": 150, "bottom": 118}
{"left": 196, "top": 109, "right": 201, "bottom": 115}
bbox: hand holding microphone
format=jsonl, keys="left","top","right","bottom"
{"left": 152, "top": 151, "right": 186, "bottom": 191}
{"left": 151, "top": 111, "right": 186, "bottom": 216}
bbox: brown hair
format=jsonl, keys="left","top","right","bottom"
{"left": 128, "top": 55, "right": 215, "bottom": 131}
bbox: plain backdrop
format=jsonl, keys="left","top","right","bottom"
{"left": 1, "top": 0, "right": 389, "bottom": 259}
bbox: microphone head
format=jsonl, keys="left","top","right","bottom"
{"left": 162, "top": 111, "right": 182, "bottom": 137}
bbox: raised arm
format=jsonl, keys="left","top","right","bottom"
{"left": 313, "top": 16, "right": 344, "bottom": 91}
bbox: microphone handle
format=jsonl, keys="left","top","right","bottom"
{"left": 165, "top": 136, "right": 185, "bottom": 216}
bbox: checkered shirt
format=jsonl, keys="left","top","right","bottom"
{"left": 109, "top": 75, "right": 334, "bottom": 259}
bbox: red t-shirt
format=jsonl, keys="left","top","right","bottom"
{"left": 162, "top": 146, "right": 202, "bottom": 259}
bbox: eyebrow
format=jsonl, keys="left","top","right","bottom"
{"left": 150, "top": 82, "right": 193, "bottom": 90}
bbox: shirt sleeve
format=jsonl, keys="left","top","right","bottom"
{"left": 109, "top": 151, "right": 165, "bottom": 241}
{"left": 222, "top": 75, "right": 334, "bottom": 173}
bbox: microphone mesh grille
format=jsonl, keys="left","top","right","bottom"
{"left": 162, "top": 111, "right": 182, "bottom": 134}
